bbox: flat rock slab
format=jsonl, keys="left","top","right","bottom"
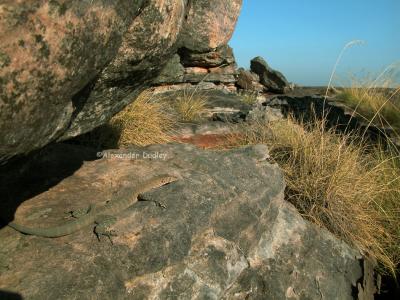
{"left": 0, "top": 143, "right": 369, "bottom": 299}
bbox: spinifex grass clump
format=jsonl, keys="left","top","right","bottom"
{"left": 70, "top": 90, "right": 177, "bottom": 149}
{"left": 221, "top": 40, "right": 400, "bottom": 276}
{"left": 239, "top": 90, "right": 259, "bottom": 105}
{"left": 173, "top": 88, "right": 207, "bottom": 122}
{"left": 227, "top": 116, "right": 400, "bottom": 275}
{"left": 337, "top": 76, "right": 400, "bottom": 129}
{"left": 109, "top": 90, "right": 177, "bottom": 147}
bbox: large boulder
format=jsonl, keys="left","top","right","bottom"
{"left": 250, "top": 56, "right": 289, "bottom": 93}
{"left": 178, "top": 1, "right": 242, "bottom": 52}
{"left": 236, "top": 68, "right": 264, "bottom": 92}
{"left": 0, "top": 143, "right": 375, "bottom": 299}
{"left": 0, "top": 0, "right": 243, "bottom": 161}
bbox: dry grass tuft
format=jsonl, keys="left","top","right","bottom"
{"left": 109, "top": 90, "right": 177, "bottom": 147}
{"left": 238, "top": 90, "right": 259, "bottom": 105}
{"left": 70, "top": 90, "right": 176, "bottom": 149}
{"left": 337, "top": 77, "right": 400, "bottom": 130}
{"left": 173, "top": 88, "right": 207, "bottom": 122}
{"left": 226, "top": 116, "right": 400, "bottom": 275}
{"left": 221, "top": 41, "right": 400, "bottom": 277}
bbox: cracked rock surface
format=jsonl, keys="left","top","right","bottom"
{"left": 0, "top": 143, "right": 368, "bottom": 299}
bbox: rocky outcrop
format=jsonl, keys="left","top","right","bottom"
{"left": 153, "top": 52, "right": 296, "bottom": 96}
{"left": 250, "top": 56, "right": 290, "bottom": 93}
{"left": 0, "top": 143, "right": 375, "bottom": 299}
{"left": 153, "top": 44, "right": 239, "bottom": 93}
{"left": 0, "top": 0, "right": 243, "bottom": 161}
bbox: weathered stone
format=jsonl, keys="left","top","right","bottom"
{"left": 180, "top": 61, "right": 238, "bottom": 84}
{"left": 0, "top": 143, "right": 374, "bottom": 299}
{"left": 0, "top": 0, "right": 145, "bottom": 160}
{"left": 248, "top": 104, "right": 284, "bottom": 123}
{"left": 151, "top": 82, "right": 226, "bottom": 95}
{"left": 0, "top": 0, "right": 243, "bottom": 161}
{"left": 183, "top": 73, "right": 236, "bottom": 84}
{"left": 179, "top": 44, "right": 236, "bottom": 68}
{"left": 250, "top": 56, "right": 289, "bottom": 93}
{"left": 224, "top": 83, "right": 238, "bottom": 93}
{"left": 202, "top": 90, "right": 250, "bottom": 122}
{"left": 184, "top": 67, "right": 209, "bottom": 74}
{"left": 178, "top": 0, "right": 243, "bottom": 52}
{"left": 153, "top": 54, "right": 185, "bottom": 85}
{"left": 208, "top": 65, "right": 237, "bottom": 74}
{"left": 236, "top": 68, "right": 264, "bottom": 92}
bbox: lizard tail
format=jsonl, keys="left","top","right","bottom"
{"left": 8, "top": 222, "right": 61, "bottom": 237}
{"left": 8, "top": 215, "right": 95, "bottom": 237}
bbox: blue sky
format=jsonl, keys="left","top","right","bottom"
{"left": 229, "top": 0, "right": 400, "bottom": 86}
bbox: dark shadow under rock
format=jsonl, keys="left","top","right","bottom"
{"left": 0, "top": 143, "right": 99, "bottom": 227}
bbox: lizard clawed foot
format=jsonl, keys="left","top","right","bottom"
{"left": 94, "top": 228, "right": 117, "bottom": 245}
{"left": 94, "top": 215, "right": 118, "bottom": 245}
{"left": 138, "top": 194, "right": 167, "bottom": 209}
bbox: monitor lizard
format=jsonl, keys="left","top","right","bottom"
{"left": 7, "top": 174, "right": 178, "bottom": 238}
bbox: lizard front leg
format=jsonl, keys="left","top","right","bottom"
{"left": 94, "top": 215, "right": 117, "bottom": 245}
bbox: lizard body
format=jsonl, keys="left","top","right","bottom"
{"left": 8, "top": 174, "right": 177, "bottom": 237}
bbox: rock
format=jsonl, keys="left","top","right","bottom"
{"left": 248, "top": 105, "right": 284, "bottom": 123}
{"left": 151, "top": 83, "right": 194, "bottom": 95}
{"left": 178, "top": 1, "right": 243, "bottom": 52}
{"left": 181, "top": 60, "right": 238, "bottom": 84}
{"left": 184, "top": 67, "right": 209, "bottom": 75}
{"left": 0, "top": 0, "right": 143, "bottom": 160}
{"left": 357, "top": 259, "right": 379, "bottom": 300}
{"left": 208, "top": 65, "right": 237, "bottom": 75}
{"left": 174, "top": 121, "right": 233, "bottom": 140}
{"left": 224, "top": 83, "right": 238, "bottom": 93}
{"left": 179, "top": 44, "right": 236, "bottom": 68}
{"left": 172, "top": 120, "right": 237, "bottom": 150}
{"left": 236, "top": 68, "right": 264, "bottom": 92}
{"left": 0, "top": 143, "right": 375, "bottom": 299}
{"left": 250, "top": 56, "right": 289, "bottom": 93}
{"left": 0, "top": 0, "right": 242, "bottom": 161}
{"left": 151, "top": 82, "right": 229, "bottom": 95}
{"left": 153, "top": 44, "right": 240, "bottom": 87}
{"left": 153, "top": 54, "right": 185, "bottom": 85}
{"left": 201, "top": 90, "right": 250, "bottom": 122}
{"left": 183, "top": 73, "right": 237, "bottom": 84}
